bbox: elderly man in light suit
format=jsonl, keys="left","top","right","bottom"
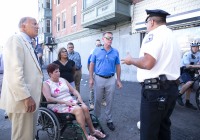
{"left": 0, "top": 17, "right": 43, "bottom": 140}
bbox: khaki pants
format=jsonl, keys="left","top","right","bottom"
{"left": 74, "top": 69, "right": 82, "bottom": 93}
{"left": 8, "top": 110, "right": 38, "bottom": 140}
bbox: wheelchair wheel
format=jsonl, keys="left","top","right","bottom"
{"left": 196, "top": 88, "right": 200, "bottom": 110}
{"left": 90, "top": 114, "right": 105, "bottom": 134}
{"left": 35, "top": 107, "right": 61, "bottom": 140}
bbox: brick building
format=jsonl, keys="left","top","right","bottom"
{"left": 38, "top": 0, "right": 200, "bottom": 82}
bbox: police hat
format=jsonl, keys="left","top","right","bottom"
{"left": 190, "top": 42, "right": 200, "bottom": 47}
{"left": 145, "top": 9, "right": 170, "bottom": 22}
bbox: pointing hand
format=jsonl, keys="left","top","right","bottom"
{"left": 121, "top": 52, "right": 133, "bottom": 65}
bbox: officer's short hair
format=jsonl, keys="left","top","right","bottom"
{"left": 67, "top": 42, "right": 74, "bottom": 47}
{"left": 103, "top": 31, "right": 113, "bottom": 37}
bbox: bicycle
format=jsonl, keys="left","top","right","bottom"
{"left": 178, "top": 67, "right": 200, "bottom": 110}
{"left": 194, "top": 76, "right": 200, "bottom": 110}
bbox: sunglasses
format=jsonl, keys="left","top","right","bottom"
{"left": 68, "top": 46, "right": 74, "bottom": 48}
{"left": 61, "top": 50, "right": 67, "bottom": 53}
{"left": 104, "top": 36, "right": 113, "bottom": 41}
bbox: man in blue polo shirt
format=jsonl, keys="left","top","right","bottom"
{"left": 89, "top": 31, "right": 122, "bottom": 131}
{"left": 88, "top": 39, "right": 107, "bottom": 109}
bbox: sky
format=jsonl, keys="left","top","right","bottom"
{"left": 0, "top": 0, "right": 38, "bottom": 46}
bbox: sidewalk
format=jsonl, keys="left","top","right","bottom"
{"left": 0, "top": 70, "right": 200, "bottom": 140}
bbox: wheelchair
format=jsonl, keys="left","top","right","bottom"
{"left": 35, "top": 96, "right": 104, "bottom": 140}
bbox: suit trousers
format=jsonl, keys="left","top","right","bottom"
{"left": 140, "top": 83, "right": 178, "bottom": 140}
{"left": 74, "top": 69, "right": 82, "bottom": 93}
{"left": 94, "top": 75, "right": 115, "bottom": 122}
{"left": 8, "top": 110, "right": 38, "bottom": 140}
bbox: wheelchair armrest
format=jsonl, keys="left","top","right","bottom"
{"left": 40, "top": 101, "right": 57, "bottom": 104}
{"left": 40, "top": 101, "right": 57, "bottom": 107}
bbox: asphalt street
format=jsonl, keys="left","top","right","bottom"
{"left": 0, "top": 70, "right": 200, "bottom": 140}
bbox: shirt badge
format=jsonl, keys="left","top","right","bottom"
{"left": 145, "top": 34, "right": 153, "bottom": 43}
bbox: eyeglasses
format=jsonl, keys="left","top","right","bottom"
{"left": 104, "top": 36, "right": 113, "bottom": 41}
{"left": 68, "top": 46, "right": 74, "bottom": 49}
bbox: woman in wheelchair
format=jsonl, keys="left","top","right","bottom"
{"left": 43, "top": 63, "right": 106, "bottom": 140}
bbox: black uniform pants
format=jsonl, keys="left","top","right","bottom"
{"left": 140, "top": 83, "right": 178, "bottom": 140}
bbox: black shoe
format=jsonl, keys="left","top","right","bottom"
{"left": 177, "top": 96, "right": 184, "bottom": 106}
{"left": 4, "top": 112, "right": 8, "bottom": 119}
{"left": 107, "top": 122, "right": 115, "bottom": 131}
{"left": 185, "top": 102, "right": 197, "bottom": 110}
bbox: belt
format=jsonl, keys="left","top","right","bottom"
{"left": 140, "top": 80, "right": 178, "bottom": 86}
{"left": 140, "top": 77, "right": 179, "bottom": 90}
{"left": 96, "top": 74, "right": 114, "bottom": 79}
{"left": 140, "top": 77, "right": 179, "bottom": 85}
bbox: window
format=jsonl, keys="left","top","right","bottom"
{"left": 57, "top": 0, "right": 60, "bottom": 5}
{"left": 62, "top": 12, "right": 66, "bottom": 29}
{"left": 71, "top": 5, "right": 77, "bottom": 25}
{"left": 46, "top": 0, "right": 50, "bottom": 9}
{"left": 39, "top": 21, "right": 44, "bottom": 34}
{"left": 46, "top": 19, "right": 51, "bottom": 33}
{"left": 83, "top": 0, "right": 100, "bottom": 9}
{"left": 57, "top": 16, "right": 60, "bottom": 32}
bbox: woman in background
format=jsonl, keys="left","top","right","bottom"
{"left": 53, "top": 47, "right": 75, "bottom": 87}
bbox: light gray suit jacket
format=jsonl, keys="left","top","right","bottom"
{"left": 0, "top": 34, "right": 43, "bottom": 113}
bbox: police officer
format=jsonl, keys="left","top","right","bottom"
{"left": 122, "top": 9, "right": 181, "bottom": 140}
{"left": 177, "top": 42, "right": 200, "bottom": 110}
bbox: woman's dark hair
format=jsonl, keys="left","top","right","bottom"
{"left": 47, "top": 63, "right": 59, "bottom": 75}
{"left": 57, "top": 47, "right": 68, "bottom": 60}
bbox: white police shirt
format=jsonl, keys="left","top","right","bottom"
{"left": 181, "top": 51, "right": 200, "bottom": 67}
{"left": 137, "top": 25, "right": 181, "bottom": 82}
